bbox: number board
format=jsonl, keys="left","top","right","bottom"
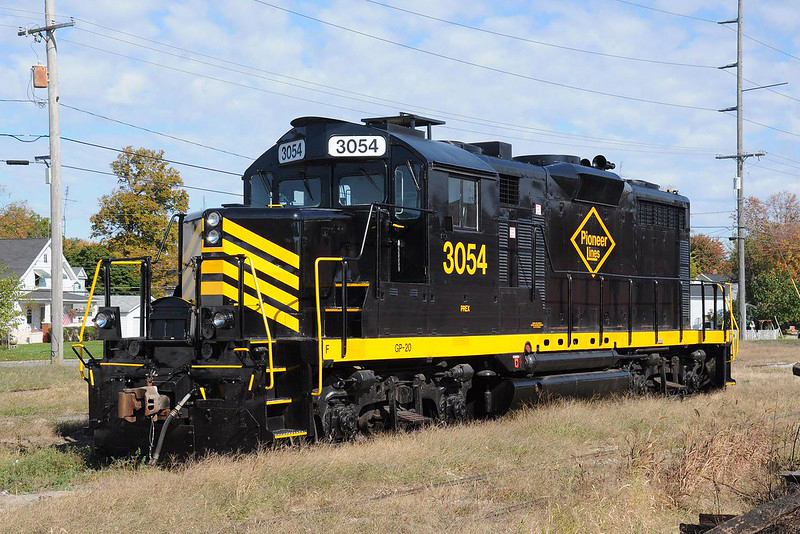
{"left": 328, "top": 135, "right": 387, "bottom": 158}
{"left": 278, "top": 139, "right": 305, "bottom": 164}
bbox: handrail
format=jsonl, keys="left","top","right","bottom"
{"left": 242, "top": 255, "right": 276, "bottom": 390}
{"left": 73, "top": 258, "right": 148, "bottom": 378}
{"left": 314, "top": 256, "right": 343, "bottom": 396}
{"left": 722, "top": 282, "right": 740, "bottom": 360}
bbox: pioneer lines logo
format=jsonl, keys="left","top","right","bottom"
{"left": 570, "top": 207, "right": 616, "bottom": 277}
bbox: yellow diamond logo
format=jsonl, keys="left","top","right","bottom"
{"left": 570, "top": 207, "right": 616, "bottom": 277}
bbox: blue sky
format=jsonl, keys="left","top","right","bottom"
{"left": 0, "top": 0, "right": 798, "bottom": 244}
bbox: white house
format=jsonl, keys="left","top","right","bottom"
{"left": 109, "top": 295, "right": 144, "bottom": 338}
{"left": 0, "top": 238, "right": 97, "bottom": 344}
{"left": 689, "top": 274, "right": 737, "bottom": 330}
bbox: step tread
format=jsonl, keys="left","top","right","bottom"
{"left": 272, "top": 429, "right": 307, "bottom": 439}
{"left": 266, "top": 397, "right": 292, "bottom": 406}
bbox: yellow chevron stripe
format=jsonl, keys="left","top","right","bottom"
{"left": 217, "top": 240, "right": 299, "bottom": 290}
{"left": 201, "top": 280, "right": 300, "bottom": 332}
{"left": 203, "top": 259, "right": 299, "bottom": 311}
{"left": 224, "top": 219, "right": 300, "bottom": 269}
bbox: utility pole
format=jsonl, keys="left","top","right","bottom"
{"left": 18, "top": 2, "right": 74, "bottom": 364}
{"left": 717, "top": 0, "right": 765, "bottom": 341}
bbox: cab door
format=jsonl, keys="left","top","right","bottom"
{"left": 389, "top": 146, "right": 426, "bottom": 282}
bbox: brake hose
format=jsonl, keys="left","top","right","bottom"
{"left": 148, "top": 389, "right": 194, "bottom": 466}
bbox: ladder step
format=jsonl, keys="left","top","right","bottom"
{"left": 266, "top": 397, "right": 292, "bottom": 406}
{"left": 273, "top": 429, "right": 307, "bottom": 439}
{"left": 324, "top": 307, "right": 363, "bottom": 312}
{"left": 334, "top": 282, "right": 370, "bottom": 287}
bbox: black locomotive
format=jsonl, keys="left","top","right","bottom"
{"left": 75, "top": 113, "right": 737, "bottom": 458}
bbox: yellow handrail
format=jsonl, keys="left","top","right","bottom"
{"left": 313, "top": 257, "right": 343, "bottom": 396}
{"left": 726, "top": 282, "right": 740, "bottom": 361}
{"left": 73, "top": 259, "right": 145, "bottom": 378}
{"left": 243, "top": 255, "right": 276, "bottom": 390}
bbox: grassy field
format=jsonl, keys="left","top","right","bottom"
{"left": 2, "top": 341, "right": 800, "bottom": 532}
{"left": 0, "top": 341, "right": 102, "bottom": 362}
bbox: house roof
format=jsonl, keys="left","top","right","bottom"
{"left": 0, "top": 238, "right": 48, "bottom": 278}
{"left": 696, "top": 273, "right": 733, "bottom": 283}
{"left": 109, "top": 295, "right": 143, "bottom": 314}
{"left": 20, "top": 289, "right": 94, "bottom": 303}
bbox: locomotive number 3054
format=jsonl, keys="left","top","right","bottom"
{"left": 442, "top": 241, "right": 488, "bottom": 275}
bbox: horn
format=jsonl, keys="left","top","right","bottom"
{"left": 580, "top": 158, "right": 591, "bottom": 167}
{"left": 592, "top": 155, "right": 607, "bottom": 169}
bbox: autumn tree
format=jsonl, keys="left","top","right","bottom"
{"left": 90, "top": 147, "right": 189, "bottom": 295}
{"left": 740, "top": 192, "right": 800, "bottom": 323}
{"left": 0, "top": 201, "right": 50, "bottom": 238}
{"left": 690, "top": 233, "right": 730, "bottom": 278}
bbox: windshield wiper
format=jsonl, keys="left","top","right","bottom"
{"left": 301, "top": 172, "right": 315, "bottom": 201}
{"left": 358, "top": 167, "right": 380, "bottom": 190}
{"left": 405, "top": 160, "right": 421, "bottom": 191}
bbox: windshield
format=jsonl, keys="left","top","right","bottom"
{"left": 337, "top": 172, "right": 384, "bottom": 206}
{"left": 277, "top": 177, "right": 322, "bottom": 207}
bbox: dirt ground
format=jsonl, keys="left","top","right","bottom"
{"left": 2, "top": 340, "right": 800, "bottom": 533}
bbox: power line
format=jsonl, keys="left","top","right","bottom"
{"left": 60, "top": 164, "right": 240, "bottom": 196}
{"left": 59, "top": 137, "right": 243, "bottom": 176}
{"left": 364, "top": 0, "right": 716, "bottom": 69}
{"left": 1, "top": 132, "right": 243, "bottom": 176}
{"left": 59, "top": 102, "right": 255, "bottom": 160}
{"left": 64, "top": 28, "right": 729, "bottom": 154}
{"left": 611, "top": 0, "right": 800, "bottom": 63}
{"left": 250, "top": 0, "right": 718, "bottom": 112}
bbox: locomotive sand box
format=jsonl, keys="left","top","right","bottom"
{"left": 72, "top": 113, "right": 737, "bottom": 459}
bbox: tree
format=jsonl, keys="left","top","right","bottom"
{"left": 64, "top": 239, "right": 139, "bottom": 295}
{"left": 690, "top": 233, "right": 729, "bottom": 278}
{"left": 740, "top": 192, "right": 800, "bottom": 323}
{"left": 90, "top": 147, "right": 189, "bottom": 296}
{"left": 0, "top": 265, "right": 22, "bottom": 344}
{"left": 0, "top": 201, "right": 50, "bottom": 238}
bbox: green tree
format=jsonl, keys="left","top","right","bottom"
{"left": 739, "top": 193, "right": 800, "bottom": 322}
{"left": 90, "top": 147, "right": 189, "bottom": 296}
{"left": 0, "top": 201, "right": 50, "bottom": 238}
{"left": 64, "top": 239, "right": 139, "bottom": 295}
{"left": 0, "top": 265, "right": 22, "bottom": 344}
{"left": 750, "top": 269, "right": 800, "bottom": 325}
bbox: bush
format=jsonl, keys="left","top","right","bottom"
{"left": 63, "top": 326, "right": 98, "bottom": 342}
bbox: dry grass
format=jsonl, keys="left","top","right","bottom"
{"left": 2, "top": 341, "right": 800, "bottom": 532}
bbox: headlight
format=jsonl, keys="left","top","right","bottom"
{"left": 212, "top": 310, "right": 234, "bottom": 329}
{"left": 206, "top": 211, "right": 221, "bottom": 228}
{"left": 206, "top": 229, "right": 221, "bottom": 245}
{"left": 94, "top": 311, "right": 114, "bottom": 329}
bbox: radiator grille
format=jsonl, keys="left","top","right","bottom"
{"left": 638, "top": 200, "right": 686, "bottom": 230}
{"left": 517, "top": 221, "right": 533, "bottom": 287}
{"left": 679, "top": 239, "right": 690, "bottom": 324}
{"left": 533, "top": 215, "right": 546, "bottom": 303}
{"left": 498, "top": 220, "right": 508, "bottom": 285}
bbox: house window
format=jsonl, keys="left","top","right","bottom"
{"left": 40, "top": 307, "right": 46, "bottom": 324}
{"left": 447, "top": 176, "right": 479, "bottom": 231}
{"left": 43, "top": 253, "right": 47, "bottom": 263}
{"left": 26, "top": 309, "right": 32, "bottom": 324}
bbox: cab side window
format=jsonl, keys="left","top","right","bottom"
{"left": 393, "top": 162, "right": 422, "bottom": 219}
{"left": 448, "top": 176, "right": 479, "bottom": 230}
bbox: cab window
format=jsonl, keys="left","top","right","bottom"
{"left": 337, "top": 171, "right": 385, "bottom": 206}
{"left": 393, "top": 162, "right": 422, "bottom": 220}
{"left": 277, "top": 177, "right": 321, "bottom": 207}
{"left": 448, "top": 175, "right": 479, "bottom": 230}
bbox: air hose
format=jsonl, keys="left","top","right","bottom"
{"left": 149, "top": 389, "right": 194, "bottom": 466}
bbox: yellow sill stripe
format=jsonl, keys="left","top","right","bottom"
{"left": 224, "top": 219, "right": 300, "bottom": 270}
{"left": 319, "top": 329, "right": 732, "bottom": 363}
{"left": 335, "top": 282, "right": 370, "bottom": 287}
{"left": 325, "top": 308, "right": 363, "bottom": 312}
{"left": 203, "top": 259, "right": 299, "bottom": 311}
{"left": 191, "top": 364, "right": 243, "bottom": 369}
{"left": 99, "top": 362, "right": 145, "bottom": 367}
{"left": 274, "top": 430, "right": 307, "bottom": 439}
{"left": 201, "top": 280, "right": 300, "bottom": 332}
